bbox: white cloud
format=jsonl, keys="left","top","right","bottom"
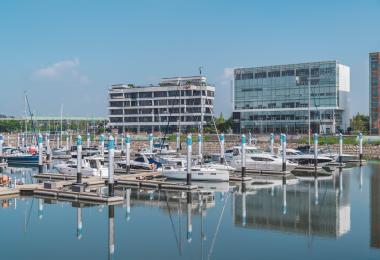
{"left": 32, "top": 58, "right": 89, "bottom": 84}
{"left": 222, "top": 67, "right": 234, "bottom": 80}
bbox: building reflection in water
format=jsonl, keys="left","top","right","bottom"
{"left": 371, "top": 169, "right": 380, "bottom": 248}
{"left": 233, "top": 171, "right": 351, "bottom": 238}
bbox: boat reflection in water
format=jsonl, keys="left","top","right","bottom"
{"left": 233, "top": 170, "right": 351, "bottom": 239}
{"left": 371, "top": 166, "right": 380, "bottom": 248}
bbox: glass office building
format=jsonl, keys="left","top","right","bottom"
{"left": 232, "top": 61, "right": 350, "bottom": 134}
{"left": 370, "top": 52, "right": 380, "bottom": 135}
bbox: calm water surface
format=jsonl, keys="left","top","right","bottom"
{"left": 1, "top": 162, "right": 380, "bottom": 259}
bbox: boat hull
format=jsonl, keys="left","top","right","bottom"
{"left": 163, "top": 169, "right": 229, "bottom": 182}
{"left": 1, "top": 155, "right": 39, "bottom": 165}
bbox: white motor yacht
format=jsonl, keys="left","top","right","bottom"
{"left": 281, "top": 148, "right": 334, "bottom": 167}
{"left": 225, "top": 145, "right": 298, "bottom": 172}
{"left": 55, "top": 156, "right": 108, "bottom": 177}
{"left": 162, "top": 158, "right": 229, "bottom": 182}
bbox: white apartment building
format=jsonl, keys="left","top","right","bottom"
{"left": 108, "top": 76, "right": 215, "bottom": 133}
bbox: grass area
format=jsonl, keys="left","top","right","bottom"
{"left": 298, "top": 136, "right": 358, "bottom": 145}
{"left": 297, "top": 135, "right": 380, "bottom": 145}
{"left": 165, "top": 134, "right": 211, "bottom": 142}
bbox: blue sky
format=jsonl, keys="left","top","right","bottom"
{"left": 0, "top": 0, "right": 379, "bottom": 118}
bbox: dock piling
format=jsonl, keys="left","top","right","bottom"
{"left": 220, "top": 133, "right": 225, "bottom": 164}
{"left": 108, "top": 135, "right": 115, "bottom": 197}
{"left": 100, "top": 134, "right": 105, "bottom": 157}
{"left": 76, "top": 135, "right": 82, "bottom": 184}
{"left": 125, "top": 134, "right": 131, "bottom": 174}
{"left": 270, "top": 133, "right": 274, "bottom": 154}
{"left": 176, "top": 132, "right": 180, "bottom": 152}
{"left": 87, "top": 132, "right": 91, "bottom": 148}
{"left": 0, "top": 135, "right": 3, "bottom": 157}
{"left": 187, "top": 134, "right": 192, "bottom": 186}
{"left": 314, "top": 133, "right": 318, "bottom": 172}
{"left": 339, "top": 133, "right": 343, "bottom": 166}
{"left": 198, "top": 133, "right": 202, "bottom": 163}
{"left": 38, "top": 133, "right": 43, "bottom": 173}
{"left": 149, "top": 133, "right": 153, "bottom": 153}
{"left": 282, "top": 183, "right": 287, "bottom": 215}
{"left": 46, "top": 133, "right": 51, "bottom": 162}
{"left": 241, "top": 134, "right": 246, "bottom": 178}
{"left": 281, "top": 134, "right": 286, "bottom": 173}
{"left": 66, "top": 134, "right": 69, "bottom": 151}
{"left": 121, "top": 133, "right": 124, "bottom": 155}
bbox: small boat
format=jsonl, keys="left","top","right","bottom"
{"left": 153, "top": 143, "right": 177, "bottom": 155}
{"left": 52, "top": 147, "right": 70, "bottom": 156}
{"left": 0, "top": 148, "right": 39, "bottom": 165}
{"left": 163, "top": 166, "right": 230, "bottom": 182}
{"left": 54, "top": 156, "right": 108, "bottom": 177}
{"left": 116, "top": 153, "right": 162, "bottom": 170}
{"left": 162, "top": 158, "right": 229, "bottom": 182}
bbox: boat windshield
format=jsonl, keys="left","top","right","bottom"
{"left": 89, "top": 160, "right": 97, "bottom": 169}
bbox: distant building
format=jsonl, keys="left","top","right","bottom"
{"left": 370, "top": 52, "right": 380, "bottom": 135}
{"left": 232, "top": 61, "right": 350, "bottom": 134}
{"left": 107, "top": 76, "right": 215, "bottom": 133}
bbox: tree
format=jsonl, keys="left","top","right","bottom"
{"left": 204, "top": 114, "right": 233, "bottom": 134}
{"left": 350, "top": 113, "right": 369, "bottom": 134}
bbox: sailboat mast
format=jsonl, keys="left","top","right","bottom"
{"left": 24, "top": 94, "right": 28, "bottom": 147}
{"left": 199, "top": 67, "right": 204, "bottom": 135}
{"left": 60, "top": 103, "right": 63, "bottom": 147}
{"left": 178, "top": 79, "right": 181, "bottom": 135}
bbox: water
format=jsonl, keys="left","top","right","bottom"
{"left": 1, "top": 163, "right": 380, "bottom": 259}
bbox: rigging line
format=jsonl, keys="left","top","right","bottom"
{"left": 165, "top": 191, "right": 181, "bottom": 253}
{"left": 310, "top": 84, "right": 333, "bottom": 154}
{"left": 161, "top": 85, "right": 181, "bottom": 150}
{"left": 25, "top": 197, "right": 35, "bottom": 233}
{"left": 209, "top": 107, "right": 228, "bottom": 166}
{"left": 207, "top": 192, "right": 230, "bottom": 260}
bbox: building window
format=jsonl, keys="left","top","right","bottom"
{"left": 139, "top": 92, "right": 152, "bottom": 98}
{"left": 296, "top": 69, "right": 309, "bottom": 76}
{"left": 242, "top": 73, "right": 253, "bottom": 80}
{"left": 255, "top": 72, "right": 267, "bottom": 79}
{"left": 154, "top": 91, "right": 167, "bottom": 97}
{"left": 268, "top": 71, "right": 281, "bottom": 77}
{"left": 281, "top": 70, "right": 295, "bottom": 76}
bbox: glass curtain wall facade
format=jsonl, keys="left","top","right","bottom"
{"left": 370, "top": 52, "right": 380, "bottom": 135}
{"left": 233, "top": 61, "right": 350, "bottom": 134}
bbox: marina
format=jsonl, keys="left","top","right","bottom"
{"left": 1, "top": 159, "right": 380, "bottom": 259}
{"left": 1, "top": 2, "right": 379, "bottom": 259}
